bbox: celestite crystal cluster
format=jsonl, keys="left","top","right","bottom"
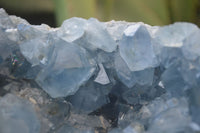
{"left": 0, "top": 8, "right": 200, "bottom": 133}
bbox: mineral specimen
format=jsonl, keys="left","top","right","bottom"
{"left": 0, "top": 8, "right": 200, "bottom": 133}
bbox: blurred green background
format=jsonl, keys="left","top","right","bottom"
{"left": 0, "top": 0, "right": 199, "bottom": 27}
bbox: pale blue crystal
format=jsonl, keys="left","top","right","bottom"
{"left": 17, "top": 24, "right": 50, "bottom": 41}
{"left": 67, "top": 81, "right": 110, "bottom": 112}
{"left": 182, "top": 30, "right": 200, "bottom": 60}
{"left": 161, "top": 61, "right": 187, "bottom": 96}
{"left": 115, "top": 53, "right": 154, "bottom": 88}
{"left": 36, "top": 39, "right": 96, "bottom": 98}
{"left": 0, "top": 8, "right": 14, "bottom": 29}
{"left": 119, "top": 23, "right": 158, "bottom": 71}
{"left": 0, "top": 29, "right": 18, "bottom": 62}
{"left": 20, "top": 37, "right": 53, "bottom": 66}
{"left": 106, "top": 21, "right": 128, "bottom": 42}
{"left": 147, "top": 98, "right": 191, "bottom": 133}
{"left": 153, "top": 23, "right": 199, "bottom": 68}
{"left": 0, "top": 94, "right": 40, "bottom": 133}
{"left": 57, "top": 17, "right": 86, "bottom": 42}
{"left": 81, "top": 18, "right": 117, "bottom": 52}
{"left": 154, "top": 23, "right": 198, "bottom": 48}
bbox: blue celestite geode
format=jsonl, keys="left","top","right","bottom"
{"left": 0, "top": 8, "right": 200, "bottom": 133}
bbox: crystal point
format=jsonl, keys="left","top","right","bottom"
{"left": 119, "top": 24, "right": 158, "bottom": 71}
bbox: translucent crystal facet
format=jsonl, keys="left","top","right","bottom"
{"left": 119, "top": 24, "right": 158, "bottom": 71}
{"left": 36, "top": 40, "right": 96, "bottom": 98}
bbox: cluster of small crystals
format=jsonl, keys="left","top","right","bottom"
{"left": 0, "top": 8, "right": 200, "bottom": 133}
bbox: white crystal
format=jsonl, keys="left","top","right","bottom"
{"left": 94, "top": 64, "right": 110, "bottom": 85}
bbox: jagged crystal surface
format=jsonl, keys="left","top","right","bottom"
{"left": 0, "top": 8, "right": 200, "bottom": 133}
